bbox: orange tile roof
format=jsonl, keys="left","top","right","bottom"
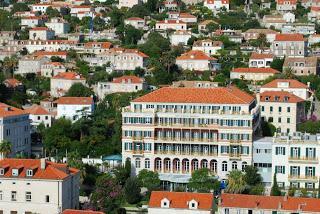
{"left": 179, "top": 13, "right": 197, "bottom": 18}
{"left": 0, "top": 158, "right": 79, "bottom": 180}
{"left": 3, "top": 78, "right": 22, "bottom": 88}
{"left": 24, "top": 104, "right": 50, "bottom": 115}
{"left": 84, "top": 41, "right": 113, "bottom": 49}
{"left": 123, "top": 49, "right": 149, "bottom": 58}
{"left": 126, "top": 17, "right": 144, "bottom": 21}
{"left": 311, "top": 6, "right": 320, "bottom": 11}
{"left": 275, "top": 33, "right": 304, "bottom": 41}
{"left": 232, "top": 67, "right": 279, "bottom": 74}
{"left": 260, "top": 91, "right": 304, "bottom": 103}
{"left": 133, "top": 86, "right": 255, "bottom": 104}
{"left": 157, "top": 20, "right": 186, "bottom": 24}
{"left": 45, "top": 62, "right": 64, "bottom": 66}
{"left": 206, "top": 0, "right": 229, "bottom": 4}
{"left": 55, "top": 97, "right": 93, "bottom": 105}
{"left": 262, "top": 79, "right": 308, "bottom": 88}
{"left": 250, "top": 52, "right": 274, "bottom": 59}
{"left": 52, "top": 72, "right": 85, "bottom": 80}
{"left": 277, "top": 0, "right": 297, "bottom": 4}
{"left": 149, "top": 191, "right": 213, "bottom": 210}
{"left": 35, "top": 51, "right": 67, "bottom": 56}
{"left": 177, "top": 50, "right": 217, "bottom": 61}
{"left": 112, "top": 75, "right": 144, "bottom": 84}
{"left": 30, "top": 27, "right": 51, "bottom": 31}
{"left": 0, "top": 103, "right": 28, "bottom": 118}
{"left": 62, "top": 210, "right": 104, "bottom": 214}
{"left": 221, "top": 193, "right": 320, "bottom": 212}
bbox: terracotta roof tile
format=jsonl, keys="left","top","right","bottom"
{"left": 262, "top": 79, "right": 308, "bottom": 88}
{"left": 260, "top": 91, "right": 304, "bottom": 103}
{"left": 84, "top": 42, "right": 113, "bottom": 49}
{"left": 232, "top": 67, "right": 279, "bottom": 74}
{"left": 24, "top": 104, "right": 50, "bottom": 115}
{"left": 34, "top": 51, "right": 67, "bottom": 56}
{"left": 112, "top": 75, "right": 144, "bottom": 84}
{"left": 52, "top": 72, "right": 85, "bottom": 80}
{"left": 126, "top": 17, "right": 144, "bottom": 21}
{"left": 55, "top": 97, "right": 93, "bottom": 105}
{"left": 0, "top": 103, "right": 28, "bottom": 118}
{"left": 133, "top": 86, "right": 255, "bottom": 104}
{"left": 275, "top": 33, "right": 304, "bottom": 41}
{"left": 250, "top": 52, "right": 274, "bottom": 59}
{"left": 221, "top": 193, "right": 320, "bottom": 212}
{"left": 3, "top": 78, "right": 22, "bottom": 88}
{"left": 62, "top": 210, "right": 104, "bottom": 214}
{"left": 30, "top": 27, "right": 51, "bottom": 31}
{"left": 177, "top": 50, "right": 217, "bottom": 61}
{"left": 149, "top": 191, "right": 214, "bottom": 210}
{"left": 157, "top": 20, "right": 186, "bottom": 24}
{"left": 0, "top": 159, "right": 79, "bottom": 180}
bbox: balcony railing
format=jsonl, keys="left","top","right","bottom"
{"left": 288, "top": 156, "right": 318, "bottom": 163}
{"left": 154, "top": 150, "right": 218, "bottom": 156}
{"left": 154, "top": 137, "right": 216, "bottom": 143}
{"left": 288, "top": 175, "right": 318, "bottom": 181}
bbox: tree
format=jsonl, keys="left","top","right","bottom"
{"left": 244, "top": 165, "right": 262, "bottom": 186}
{"left": 91, "top": 175, "right": 123, "bottom": 212}
{"left": 249, "top": 184, "right": 265, "bottom": 195}
{"left": 113, "top": 158, "right": 131, "bottom": 185}
{"left": 0, "top": 140, "right": 11, "bottom": 158}
{"left": 11, "top": 3, "right": 30, "bottom": 14}
{"left": 271, "top": 173, "right": 281, "bottom": 196}
{"left": 261, "top": 121, "right": 276, "bottom": 137}
{"left": 46, "top": 7, "right": 61, "bottom": 18}
{"left": 137, "top": 169, "right": 160, "bottom": 197}
{"left": 124, "top": 177, "right": 141, "bottom": 204}
{"left": 226, "top": 170, "right": 246, "bottom": 194}
{"left": 67, "top": 151, "right": 84, "bottom": 169}
{"left": 66, "top": 83, "right": 94, "bottom": 97}
{"left": 270, "top": 58, "right": 284, "bottom": 72}
{"left": 123, "top": 25, "right": 143, "bottom": 45}
{"left": 3, "top": 56, "right": 18, "bottom": 77}
{"left": 188, "top": 168, "right": 220, "bottom": 193}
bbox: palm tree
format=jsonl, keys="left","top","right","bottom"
{"left": 226, "top": 170, "right": 246, "bottom": 194}
{"left": 0, "top": 140, "right": 12, "bottom": 159}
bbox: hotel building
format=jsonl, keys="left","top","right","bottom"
{"left": 122, "top": 87, "right": 260, "bottom": 187}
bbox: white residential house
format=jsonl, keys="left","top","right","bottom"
{"left": 0, "top": 103, "right": 31, "bottom": 159}
{"left": 176, "top": 50, "right": 219, "bottom": 72}
{"left": 118, "top": 0, "right": 142, "bottom": 8}
{"left": 40, "top": 62, "right": 66, "bottom": 77}
{"left": 82, "top": 41, "right": 113, "bottom": 54}
{"left": 249, "top": 53, "right": 274, "bottom": 68}
{"left": 271, "top": 33, "right": 306, "bottom": 58}
{"left": 124, "top": 17, "right": 146, "bottom": 29}
{"left": 31, "top": 3, "right": 52, "bottom": 13}
{"left": 230, "top": 67, "right": 279, "bottom": 81}
{"left": 260, "top": 79, "right": 310, "bottom": 100}
{"left": 50, "top": 72, "right": 86, "bottom": 97}
{"left": 34, "top": 51, "right": 68, "bottom": 60}
{"left": 45, "top": 18, "right": 70, "bottom": 35}
{"left": 95, "top": 75, "right": 147, "bottom": 99}
{"left": 204, "top": 0, "right": 230, "bottom": 13}
{"left": 169, "top": 30, "right": 192, "bottom": 46}
{"left": 148, "top": 191, "right": 214, "bottom": 214}
{"left": 21, "top": 16, "right": 44, "bottom": 28}
{"left": 259, "top": 91, "right": 305, "bottom": 133}
{"left": 0, "top": 158, "right": 80, "bottom": 214}
{"left": 242, "top": 29, "right": 278, "bottom": 43}
{"left": 24, "top": 104, "right": 53, "bottom": 129}
{"left": 192, "top": 39, "right": 224, "bottom": 56}
{"left": 155, "top": 20, "right": 187, "bottom": 31}
{"left": 308, "top": 6, "right": 320, "bottom": 22}
{"left": 272, "top": 132, "right": 320, "bottom": 189}
{"left": 17, "top": 55, "right": 50, "bottom": 75}
{"left": 122, "top": 86, "right": 260, "bottom": 185}
{"left": 29, "top": 27, "right": 55, "bottom": 40}
{"left": 276, "top": 0, "right": 297, "bottom": 12}
{"left": 283, "top": 12, "right": 295, "bottom": 23}
{"left": 56, "top": 97, "right": 94, "bottom": 122}
{"left": 261, "top": 15, "right": 286, "bottom": 30}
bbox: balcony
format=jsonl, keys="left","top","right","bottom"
{"left": 154, "top": 137, "right": 216, "bottom": 143}
{"left": 288, "top": 156, "right": 318, "bottom": 164}
{"left": 154, "top": 150, "right": 218, "bottom": 157}
{"left": 288, "top": 175, "right": 318, "bottom": 182}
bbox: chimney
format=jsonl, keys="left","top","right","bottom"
{"left": 278, "top": 202, "right": 282, "bottom": 210}
{"left": 284, "top": 194, "right": 288, "bottom": 201}
{"left": 40, "top": 158, "right": 46, "bottom": 170}
{"left": 307, "top": 82, "right": 310, "bottom": 88}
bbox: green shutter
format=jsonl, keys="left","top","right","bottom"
{"left": 298, "top": 167, "right": 300, "bottom": 176}
{"left": 306, "top": 148, "right": 309, "bottom": 158}
{"left": 313, "top": 167, "right": 315, "bottom": 176}
{"left": 290, "top": 148, "right": 293, "bottom": 157}
{"left": 298, "top": 148, "right": 301, "bottom": 157}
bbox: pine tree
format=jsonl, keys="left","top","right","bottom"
{"left": 271, "top": 173, "right": 281, "bottom": 196}
{"left": 124, "top": 177, "right": 141, "bottom": 204}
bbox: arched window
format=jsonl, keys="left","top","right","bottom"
{"left": 242, "top": 161, "right": 247, "bottom": 171}
{"left": 201, "top": 159, "right": 208, "bottom": 168}
{"left": 210, "top": 160, "right": 218, "bottom": 173}
{"left": 232, "top": 161, "right": 237, "bottom": 170}
{"left": 222, "top": 161, "right": 228, "bottom": 172}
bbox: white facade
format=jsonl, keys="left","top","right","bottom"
{"left": 124, "top": 18, "right": 146, "bottom": 29}
{"left": 204, "top": 0, "right": 229, "bottom": 12}
{"left": 17, "top": 56, "right": 50, "bottom": 75}
{"left": 29, "top": 28, "right": 55, "bottom": 40}
{"left": 0, "top": 158, "right": 80, "bottom": 214}
{"left": 40, "top": 62, "right": 66, "bottom": 77}
{"left": 118, "top": 0, "right": 141, "bottom": 8}
{"left": 249, "top": 55, "right": 273, "bottom": 68}
{"left": 170, "top": 31, "right": 192, "bottom": 46}
{"left": 122, "top": 87, "right": 260, "bottom": 183}
{"left": 272, "top": 132, "right": 320, "bottom": 189}
{"left": 31, "top": 4, "right": 51, "bottom": 13}
{"left": 192, "top": 40, "right": 223, "bottom": 56}
{"left": 156, "top": 20, "right": 187, "bottom": 31}
{"left": 50, "top": 73, "right": 86, "bottom": 97}
{"left": 45, "top": 18, "right": 70, "bottom": 35}
{"left": 21, "top": 17, "right": 44, "bottom": 28}
{"left": 0, "top": 103, "right": 31, "bottom": 159}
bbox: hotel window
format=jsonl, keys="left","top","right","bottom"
{"left": 222, "top": 161, "right": 228, "bottom": 172}
{"left": 261, "top": 106, "right": 264, "bottom": 112}
{"left": 232, "top": 161, "right": 237, "bottom": 170}
{"left": 275, "top": 165, "right": 285, "bottom": 174}
{"left": 25, "top": 192, "right": 31, "bottom": 202}
{"left": 269, "top": 106, "right": 273, "bottom": 112}
{"left": 135, "top": 158, "right": 141, "bottom": 168}
{"left": 242, "top": 161, "right": 247, "bottom": 171}
{"left": 145, "top": 159, "right": 150, "bottom": 169}
{"left": 275, "top": 147, "right": 285, "bottom": 155}
{"left": 11, "top": 191, "right": 17, "bottom": 201}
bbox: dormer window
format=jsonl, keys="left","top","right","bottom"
{"left": 189, "top": 199, "right": 198, "bottom": 209}
{"left": 26, "top": 169, "right": 33, "bottom": 177}
{"left": 284, "top": 96, "right": 289, "bottom": 102}
{"left": 265, "top": 96, "right": 270, "bottom": 101}
{"left": 275, "top": 96, "right": 280, "bottom": 101}
{"left": 161, "top": 198, "right": 170, "bottom": 208}
{"left": 0, "top": 169, "right": 4, "bottom": 176}
{"left": 12, "top": 169, "right": 19, "bottom": 176}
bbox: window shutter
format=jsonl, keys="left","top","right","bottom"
{"left": 298, "top": 148, "right": 301, "bottom": 157}
{"left": 306, "top": 148, "right": 308, "bottom": 158}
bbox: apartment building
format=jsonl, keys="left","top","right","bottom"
{"left": 21, "top": 16, "right": 44, "bottom": 28}
{"left": 0, "top": 103, "right": 31, "bottom": 159}
{"left": 0, "top": 158, "right": 80, "bottom": 214}
{"left": 148, "top": 191, "right": 214, "bottom": 214}
{"left": 259, "top": 91, "right": 305, "bottom": 133}
{"left": 218, "top": 193, "right": 320, "bottom": 214}
{"left": 230, "top": 68, "right": 279, "bottom": 81}
{"left": 260, "top": 79, "right": 310, "bottom": 100}
{"left": 50, "top": 72, "right": 86, "bottom": 97}
{"left": 82, "top": 48, "right": 149, "bottom": 71}
{"left": 24, "top": 104, "right": 52, "bottom": 129}
{"left": 262, "top": 15, "right": 286, "bottom": 30}
{"left": 82, "top": 41, "right": 113, "bottom": 54}
{"left": 271, "top": 33, "right": 306, "bottom": 58}
{"left": 192, "top": 39, "right": 224, "bottom": 56}
{"left": 17, "top": 55, "right": 50, "bottom": 75}
{"left": 283, "top": 56, "right": 318, "bottom": 76}
{"left": 56, "top": 97, "right": 94, "bottom": 122}
{"left": 249, "top": 53, "right": 274, "bottom": 68}
{"left": 95, "top": 75, "right": 147, "bottom": 99}
{"left": 118, "top": 0, "right": 142, "bottom": 8}
{"left": 176, "top": 50, "right": 220, "bottom": 72}
{"left": 29, "top": 27, "right": 55, "bottom": 41}
{"left": 122, "top": 87, "right": 260, "bottom": 187}
{"left": 272, "top": 132, "right": 320, "bottom": 189}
